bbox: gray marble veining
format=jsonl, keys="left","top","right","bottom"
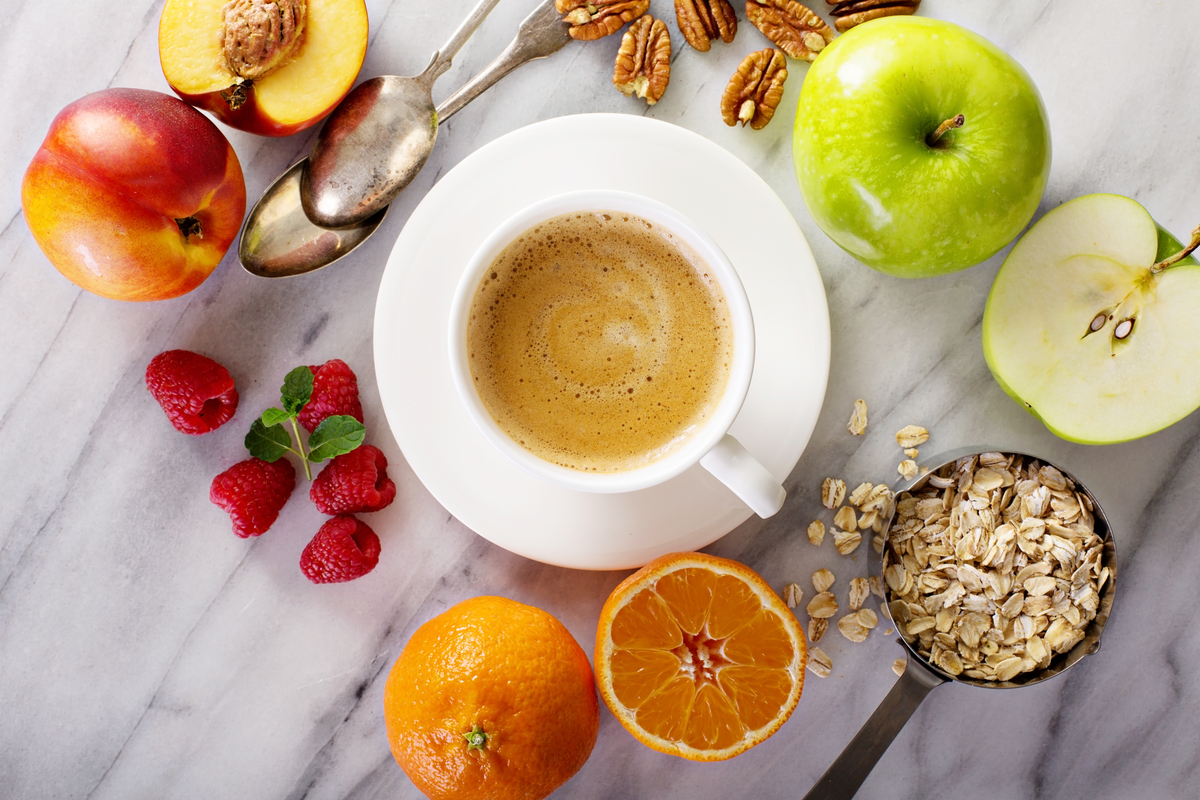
{"left": 2, "top": 1, "right": 1199, "bottom": 798}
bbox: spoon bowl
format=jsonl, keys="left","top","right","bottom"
{"left": 240, "top": 159, "right": 387, "bottom": 278}
{"left": 300, "top": 72, "right": 438, "bottom": 228}
{"left": 300, "top": 0, "right": 503, "bottom": 229}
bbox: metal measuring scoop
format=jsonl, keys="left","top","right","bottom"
{"left": 803, "top": 448, "right": 1118, "bottom": 800}
{"left": 302, "top": 0, "right": 504, "bottom": 229}
{"left": 238, "top": 0, "right": 572, "bottom": 278}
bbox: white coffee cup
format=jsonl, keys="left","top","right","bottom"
{"left": 447, "top": 190, "right": 785, "bottom": 517}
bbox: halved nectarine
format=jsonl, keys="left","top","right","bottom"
{"left": 159, "top": 0, "right": 368, "bottom": 137}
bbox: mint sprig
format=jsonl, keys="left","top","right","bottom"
{"left": 244, "top": 365, "right": 366, "bottom": 480}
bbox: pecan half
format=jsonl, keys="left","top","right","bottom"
{"left": 613, "top": 16, "right": 671, "bottom": 104}
{"left": 745, "top": 0, "right": 835, "bottom": 61}
{"left": 675, "top": 0, "right": 737, "bottom": 52}
{"left": 828, "top": 0, "right": 919, "bottom": 33}
{"left": 557, "top": 0, "right": 650, "bottom": 41}
{"left": 721, "top": 48, "right": 787, "bottom": 129}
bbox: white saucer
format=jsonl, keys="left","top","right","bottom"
{"left": 374, "top": 113, "right": 829, "bottom": 570}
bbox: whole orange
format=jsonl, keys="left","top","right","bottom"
{"left": 384, "top": 596, "right": 598, "bottom": 800}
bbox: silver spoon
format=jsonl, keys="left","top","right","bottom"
{"left": 803, "top": 448, "right": 1118, "bottom": 800}
{"left": 239, "top": 0, "right": 571, "bottom": 278}
{"left": 300, "top": 0, "right": 500, "bottom": 229}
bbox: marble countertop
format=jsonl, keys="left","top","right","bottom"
{"left": 3, "top": 1, "right": 1199, "bottom": 798}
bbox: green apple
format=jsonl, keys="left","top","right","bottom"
{"left": 983, "top": 194, "right": 1200, "bottom": 444}
{"left": 793, "top": 16, "right": 1051, "bottom": 278}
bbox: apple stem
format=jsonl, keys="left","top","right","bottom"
{"left": 1151, "top": 224, "right": 1200, "bottom": 273}
{"left": 927, "top": 114, "right": 965, "bottom": 147}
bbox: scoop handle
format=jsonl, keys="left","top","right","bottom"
{"left": 802, "top": 652, "right": 947, "bottom": 800}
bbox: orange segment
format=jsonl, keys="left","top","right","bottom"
{"left": 595, "top": 552, "right": 806, "bottom": 762}
{"left": 609, "top": 649, "right": 681, "bottom": 708}
{"left": 610, "top": 588, "right": 683, "bottom": 650}
{"left": 724, "top": 609, "right": 797, "bottom": 668}
{"left": 652, "top": 568, "right": 715, "bottom": 635}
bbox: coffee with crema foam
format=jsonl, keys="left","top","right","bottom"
{"left": 466, "top": 210, "right": 733, "bottom": 473}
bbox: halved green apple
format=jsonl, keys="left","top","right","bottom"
{"left": 983, "top": 193, "right": 1200, "bottom": 444}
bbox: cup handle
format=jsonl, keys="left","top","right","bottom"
{"left": 699, "top": 434, "right": 786, "bottom": 518}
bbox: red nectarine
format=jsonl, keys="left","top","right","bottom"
{"left": 159, "top": 0, "right": 369, "bottom": 137}
{"left": 21, "top": 88, "right": 246, "bottom": 302}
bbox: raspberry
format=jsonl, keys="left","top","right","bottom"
{"left": 300, "top": 515, "right": 381, "bottom": 583}
{"left": 298, "top": 359, "right": 364, "bottom": 433}
{"left": 146, "top": 349, "right": 239, "bottom": 435}
{"left": 310, "top": 445, "right": 396, "bottom": 515}
{"left": 210, "top": 457, "right": 296, "bottom": 538}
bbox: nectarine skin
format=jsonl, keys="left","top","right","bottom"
{"left": 170, "top": 87, "right": 316, "bottom": 138}
{"left": 21, "top": 89, "right": 246, "bottom": 301}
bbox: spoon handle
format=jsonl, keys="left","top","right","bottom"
{"left": 437, "top": 0, "right": 572, "bottom": 124}
{"left": 801, "top": 652, "right": 947, "bottom": 800}
{"left": 428, "top": 0, "right": 506, "bottom": 80}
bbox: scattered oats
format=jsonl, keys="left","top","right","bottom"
{"left": 905, "top": 448, "right": 919, "bottom": 459}
{"left": 883, "top": 627, "right": 893, "bottom": 635}
{"left": 848, "top": 399, "right": 868, "bottom": 435}
{"left": 849, "top": 577, "right": 869, "bottom": 611}
{"left": 807, "top": 520, "right": 826, "bottom": 546}
{"left": 882, "top": 453, "right": 1109, "bottom": 683}
{"left": 812, "top": 568, "right": 836, "bottom": 593}
{"left": 892, "top": 658, "right": 906, "bottom": 677}
{"left": 807, "top": 647, "right": 832, "bottom": 677}
{"left": 859, "top": 509, "right": 879, "bottom": 531}
{"left": 833, "top": 505, "right": 858, "bottom": 531}
{"left": 834, "top": 528, "right": 862, "bottom": 555}
{"left": 848, "top": 482, "right": 874, "bottom": 508}
{"left": 869, "top": 576, "right": 885, "bottom": 599}
{"left": 838, "top": 613, "right": 871, "bottom": 642}
{"left": 859, "top": 485, "right": 893, "bottom": 516}
{"left": 872, "top": 533, "right": 885, "bottom": 554}
{"left": 898, "top": 459, "right": 919, "bottom": 480}
{"left": 857, "top": 608, "right": 878, "bottom": 629}
{"left": 808, "top": 617, "right": 827, "bottom": 644}
{"left": 821, "top": 478, "right": 846, "bottom": 509}
{"left": 895, "top": 425, "right": 929, "bottom": 448}
{"left": 783, "top": 582, "right": 804, "bottom": 609}
{"left": 807, "top": 591, "right": 838, "bottom": 619}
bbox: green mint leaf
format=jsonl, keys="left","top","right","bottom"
{"left": 306, "top": 415, "right": 366, "bottom": 463}
{"left": 245, "top": 419, "right": 293, "bottom": 462}
{"left": 281, "top": 366, "right": 314, "bottom": 416}
{"left": 261, "top": 407, "right": 292, "bottom": 427}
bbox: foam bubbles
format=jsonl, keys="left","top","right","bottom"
{"left": 467, "top": 211, "right": 733, "bottom": 473}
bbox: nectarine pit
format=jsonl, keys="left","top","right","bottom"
{"left": 222, "top": 0, "right": 307, "bottom": 85}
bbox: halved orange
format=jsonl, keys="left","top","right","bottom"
{"left": 594, "top": 552, "right": 806, "bottom": 761}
